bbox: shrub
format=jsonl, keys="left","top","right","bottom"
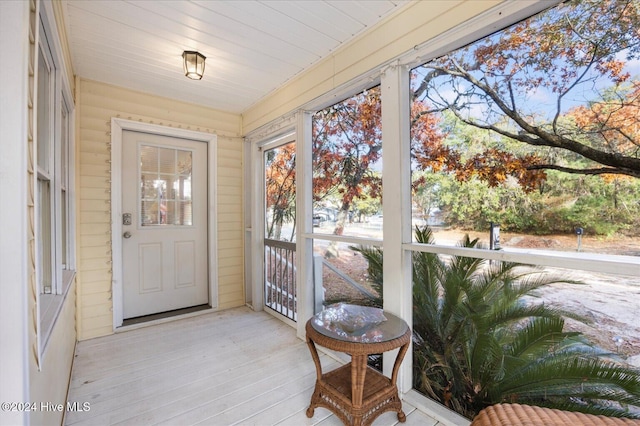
{"left": 411, "top": 225, "right": 640, "bottom": 419}
{"left": 355, "top": 225, "right": 640, "bottom": 419}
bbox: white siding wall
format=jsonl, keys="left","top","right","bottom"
{"left": 29, "top": 2, "right": 78, "bottom": 423}
{"left": 0, "top": 1, "right": 79, "bottom": 424}
{"left": 30, "top": 282, "right": 77, "bottom": 426}
{"left": 77, "top": 79, "right": 244, "bottom": 340}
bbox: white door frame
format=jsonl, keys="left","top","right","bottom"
{"left": 249, "top": 131, "right": 296, "bottom": 316}
{"left": 111, "top": 118, "right": 218, "bottom": 329}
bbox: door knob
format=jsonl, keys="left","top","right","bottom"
{"left": 123, "top": 231, "right": 132, "bottom": 239}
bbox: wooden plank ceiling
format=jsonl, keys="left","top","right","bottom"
{"left": 62, "top": 0, "right": 410, "bottom": 114}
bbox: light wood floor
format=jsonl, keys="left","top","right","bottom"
{"left": 65, "top": 307, "right": 443, "bottom": 426}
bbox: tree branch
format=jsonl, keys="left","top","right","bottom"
{"left": 527, "top": 163, "right": 640, "bottom": 178}
{"left": 421, "top": 63, "right": 640, "bottom": 174}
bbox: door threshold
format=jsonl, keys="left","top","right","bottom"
{"left": 118, "top": 304, "right": 212, "bottom": 332}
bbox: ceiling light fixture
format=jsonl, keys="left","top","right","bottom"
{"left": 182, "top": 51, "right": 206, "bottom": 80}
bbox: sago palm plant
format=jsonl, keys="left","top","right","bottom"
{"left": 411, "top": 225, "right": 640, "bottom": 419}
{"left": 354, "top": 225, "right": 640, "bottom": 419}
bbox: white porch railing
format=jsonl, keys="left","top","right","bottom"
{"left": 264, "top": 238, "right": 297, "bottom": 321}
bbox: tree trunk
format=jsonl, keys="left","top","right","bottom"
{"left": 325, "top": 207, "right": 349, "bottom": 258}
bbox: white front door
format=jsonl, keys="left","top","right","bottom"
{"left": 121, "top": 130, "right": 209, "bottom": 319}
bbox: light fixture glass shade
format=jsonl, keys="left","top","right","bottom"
{"left": 182, "top": 51, "right": 206, "bottom": 80}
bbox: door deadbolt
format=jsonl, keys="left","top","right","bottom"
{"left": 123, "top": 213, "right": 132, "bottom": 226}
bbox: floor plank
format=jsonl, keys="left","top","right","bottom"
{"left": 66, "top": 307, "right": 445, "bottom": 426}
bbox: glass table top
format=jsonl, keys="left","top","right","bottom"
{"left": 310, "top": 303, "right": 408, "bottom": 343}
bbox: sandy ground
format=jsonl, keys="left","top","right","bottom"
{"left": 537, "top": 268, "right": 640, "bottom": 363}
{"left": 317, "top": 227, "right": 640, "bottom": 366}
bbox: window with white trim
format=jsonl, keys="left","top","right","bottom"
{"left": 36, "top": 21, "right": 56, "bottom": 295}
{"left": 36, "top": 10, "right": 75, "bottom": 347}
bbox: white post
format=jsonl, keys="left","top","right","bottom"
{"left": 380, "top": 61, "right": 413, "bottom": 392}
{"left": 0, "top": 1, "right": 31, "bottom": 424}
{"left": 296, "top": 111, "right": 315, "bottom": 339}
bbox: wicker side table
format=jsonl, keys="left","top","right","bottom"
{"left": 305, "top": 308, "right": 411, "bottom": 426}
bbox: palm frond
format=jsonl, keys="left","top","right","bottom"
{"left": 505, "top": 316, "right": 568, "bottom": 356}
{"left": 499, "top": 357, "right": 640, "bottom": 398}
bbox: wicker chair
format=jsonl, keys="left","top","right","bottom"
{"left": 470, "top": 403, "right": 640, "bottom": 426}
